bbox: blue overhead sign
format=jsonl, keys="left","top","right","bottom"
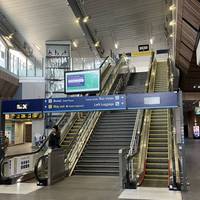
{"left": 43, "top": 94, "right": 126, "bottom": 113}
{"left": 2, "top": 99, "right": 44, "bottom": 114}
{"left": 127, "top": 92, "right": 178, "bottom": 109}
{"left": 1, "top": 92, "right": 180, "bottom": 115}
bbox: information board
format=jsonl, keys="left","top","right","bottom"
{"left": 44, "top": 95, "right": 126, "bottom": 113}
{"left": 64, "top": 69, "right": 100, "bottom": 94}
{"left": 2, "top": 99, "right": 43, "bottom": 114}
{"left": 127, "top": 92, "right": 178, "bottom": 109}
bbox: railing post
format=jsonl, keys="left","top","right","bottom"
{"left": 119, "top": 148, "right": 127, "bottom": 190}
{"left": 175, "top": 91, "right": 187, "bottom": 191}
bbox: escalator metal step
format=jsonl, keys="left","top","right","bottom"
{"left": 148, "top": 147, "right": 168, "bottom": 152}
{"left": 147, "top": 152, "right": 168, "bottom": 158}
{"left": 147, "top": 158, "right": 168, "bottom": 163}
{"left": 148, "top": 143, "right": 168, "bottom": 147}
{"left": 146, "top": 169, "right": 168, "bottom": 175}
{"left": 146, "top": 163, "right": 168, "bottom": 169}
{"left": 144, "top": 174, "right": 168, "bottom": 180}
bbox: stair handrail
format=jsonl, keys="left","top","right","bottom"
{"left": 59, "top": 56, "right": 115, "bottom": 144}
{"left": 133, "top": 60, "right": 157, "bottom": 185}
{"left": 65, "top": 56, "right": 126, "bottom": 175}
{"left": 64, "top": 57, "right": 129, "bottom": 159}
{"left": 0, "top": 56, "right": 114, "bottom": 183}
{"left": 123, "top": 56, "right": 156, "bottom": 186}
{"left": 167, "top": 58, "right": 181, "bottom": 189}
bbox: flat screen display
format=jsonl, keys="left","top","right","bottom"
{"left": 195, "top": 107, "right": 200, "bottom": 115}
{"left": 64, "top": 69, "right": 100, "bottom": 94}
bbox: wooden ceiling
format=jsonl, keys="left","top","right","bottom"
{"left": 176, "top": 0, "right": 200, "bottom": 92}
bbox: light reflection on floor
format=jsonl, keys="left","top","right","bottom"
{"left": 0, "top": 183, "right": 43, "bottom": 194}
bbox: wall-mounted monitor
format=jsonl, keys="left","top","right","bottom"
{"left": 64, "top": 69, "right": 100, "bottom": 94}
{"left": 195, "top": 107, "right": 200, "bottom": 115}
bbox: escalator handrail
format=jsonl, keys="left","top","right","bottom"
{"left": 34, "top": 154, "right": 48, "bottom": 184}
{"left": 129, "top": 59, "right": 157, "bottom": 184}
{"left": 59, "top": 57, "right": 115, "bottom": 143}
{"left": 65, "top": 56, "right": 126, "bottom": 175}
{"left": 99, "top": 56, "right": 109, "bottom": 69}
{"left": 0, "top": 56, "right": 115, "bottom": 181}
{"left": 168, "top": 57, "right": 181, "bottom": 188}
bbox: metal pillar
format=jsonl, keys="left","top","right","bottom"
{"left": 175, "top": 91, "right": 187, "bottom": 191}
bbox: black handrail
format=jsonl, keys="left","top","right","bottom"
{"left": 99, "top": 56, "right": 109, "bottom": 69}
{"left": 0, "top": 56, "right": 115, "bottom": 183}
{"left": 34, "top": 155, "right": 48, "bottom": 186}
{"left": 0, "top": 135, "right": 50, "bottom": 179}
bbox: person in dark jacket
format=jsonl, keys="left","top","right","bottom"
{"left": 48, "top": 125, "right": 61, "bottom": 149}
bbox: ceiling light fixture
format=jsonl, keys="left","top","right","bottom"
{"left": 72, "top": 40, "right": 78, "bottom": 48}
{"left": 169, "top": 4, "right": 176, "bottom": 11}
{"left": 7, "top": 33, "right": 14, "bottom": 39}
{"left": 75, "top": 17, "right": 81, "bottom": 24}
{"left": 33, "top": 43, "right": 41, "bottom": 50}
{"left": 169, "top": 20, "right": 176, "bottom": 26}
{"left": 83, "top": 16, "right": 90, "bottom": 23}
{"left": 150, "top": 38, "right": 153, "bottom": 45}
{"left": 114, "top": 42, "right": 119, "bottom": 49}
{"left": 94, "top": 41, "right": 100, "bottom": 47}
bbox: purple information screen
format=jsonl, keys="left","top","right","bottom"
{"left": 67, "top": 75, "right": 85, "bottom": 87}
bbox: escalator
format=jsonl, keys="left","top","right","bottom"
{"left": 74, "top": 72, "right": 147, "bottom": 176}
{"left": 129, "top": 60, "right": 182, "bottom": 189}
{"left": 0, "top": 56, "right": 127, "bottom": 185}
{"left": 142, "top": 62, "right": 169, "bottom": 187}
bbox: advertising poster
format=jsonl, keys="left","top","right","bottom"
{"left": 193, "top": 126, "right": 200, "bottom": 138}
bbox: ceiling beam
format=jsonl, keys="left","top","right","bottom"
{"left": 68, "top": 0, "right": 105, "bottom": 58}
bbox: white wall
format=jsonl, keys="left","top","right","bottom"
{"left": 129, "top": 55, "right": 152, "bottom": 73}
{"left": 19, "top": 77, "right": 45, "bottom": 146}
{"left": 15, "top": 123, "right": 24, "bottom": 144}
{"left": 20, "top": 77, "right": 45, "bottom": 99}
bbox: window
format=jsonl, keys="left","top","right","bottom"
{"left": 27, "top": 59, "right": 35, "bottom": 76}
{"left": 0, "top": 39, "right": 6, "bottom": 68}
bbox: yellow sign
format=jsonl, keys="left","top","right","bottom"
{"left": 132, "top": 51, "right": 152, "bottom": 57}
{"left": 8, "top": 113, "right": 43, "bottom": 120}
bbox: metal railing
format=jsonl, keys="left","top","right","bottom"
{"left": 65, "top": 56, "right": 126, "bottom": 175}
{"left": 119, "top": 56, "right": 156, "bottom": 189}
{"left": 0, "top": 56, "right": 117, "bottom": 183}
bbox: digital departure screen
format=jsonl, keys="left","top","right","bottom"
{"left": 64, "top": 69, "right": 100, "bottom": 94}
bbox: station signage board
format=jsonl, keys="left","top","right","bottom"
{"left": 2, "top": 99, "right": 43, "bottom": 114}
{"left": 127, "top": 92, "right": 178, "bottom": 109}
{"left": 43, "top": 94, "right": 126, "bottom": 113}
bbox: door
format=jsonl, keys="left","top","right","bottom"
{"left": 25, "top": 124, "right": 32, "bottom": 143}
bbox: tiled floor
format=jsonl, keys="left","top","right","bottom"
{"left": 0, "top": 176, "right": 120, "bottom": 200}
{"left": 6, "top": 143, "right": 34, "bottom": 156}
{"left": 0, "top": 183, "right": 43, "bottom": 194}
{"left": 182, "top": 139, "right": 200, "bottom": 200}
{"left": 0, "top": 139, "right": 198, "bottom": 200}
{"left": 118, "top": 187, "right": 182, "bottom": 200}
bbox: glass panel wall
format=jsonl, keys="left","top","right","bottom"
{"left": 0, "top": 40, "right": 6, "bottom": 68}
{"left": 27, "top": 59, "right": 35, "bottom": 77}
{"left": 8, "top": 49, "right": 43, "bottom": 77}
{"left": 0, "top": 36, "right": 44, "bottom": 78}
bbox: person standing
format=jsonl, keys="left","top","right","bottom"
{"left": 48, "top": 125, "right": 61, "bottom": 149}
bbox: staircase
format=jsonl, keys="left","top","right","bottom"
{"left": 143, "top": 62, "right": 169, "bottom": 187}
{"left": 60, "top": 113, "right": 87, "bottom": 152}
{"left": 74, "top": 72, "right": 147, "bottom": 176}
